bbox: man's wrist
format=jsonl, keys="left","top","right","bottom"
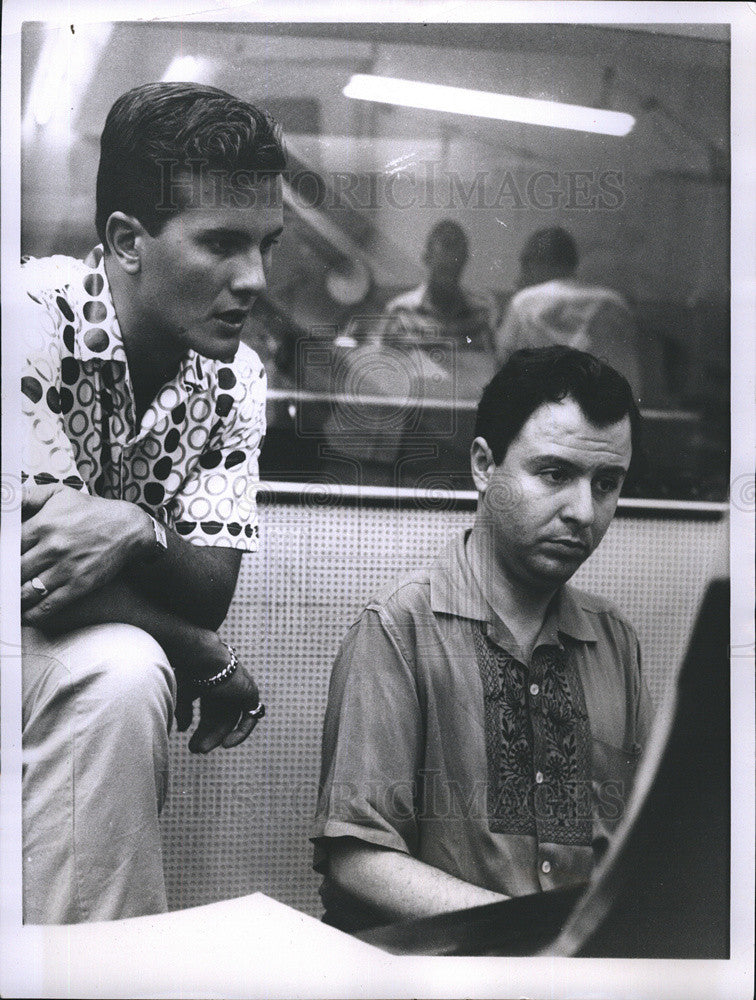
{"left": 189, "top": 630, "right": 233, "bottom": 683}
{"left": 130, "top": 505, "right": 168, "bottom": 563}
{"left": 194, "top": 639, "right": 239, "bottom": 689}
{"left": 161, "top": 625, "right": 224, "bottom": 680}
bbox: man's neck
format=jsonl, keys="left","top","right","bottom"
{"left": 104, "top": 256, "right": 184, "bottom": 423}
{"left": 466, "top": 526, "right": 557, "bottom": 662}
{"left": 426, "top": 280, "right": 465, "bottom": 317}
{"left": 521, "top": 268, "right": 575, "bottom": 290}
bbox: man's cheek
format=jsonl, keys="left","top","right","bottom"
{"left": 592, "top": 507, "right": 618, "bottom": 546}
{"left": 485, "top": 474, "right": 526, "bottom": 517}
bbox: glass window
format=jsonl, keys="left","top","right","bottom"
{"left": 20, "top": 21, "right": 730, "bottom": 500}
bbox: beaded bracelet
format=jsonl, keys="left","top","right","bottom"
{"left": 195, "top": 640, "right": 239, "bottom": 690}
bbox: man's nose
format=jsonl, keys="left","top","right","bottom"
{"left": 561, "top": 479, "right": 595, "bottom": 528}
{"left": 229, "top": 249, "right": 266, "bottom": 296}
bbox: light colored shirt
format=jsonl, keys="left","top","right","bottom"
{"left": 383, "top": 283, "right": 498, "bottom": 350}
{"left": 312, "top": 530, "right": 654, "bottom": 931}
{"left": 20, "top": 246, "right": 266, "bottom": 550}
{"left": 494, "top": 278, "right": 643, "bottom": 398}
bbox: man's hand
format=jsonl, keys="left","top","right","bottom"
{"left": 21, "top": 482, "right": 149, "bottom": 625}
{"left": 174, "top": 634, "right": 264, "bottom": 754}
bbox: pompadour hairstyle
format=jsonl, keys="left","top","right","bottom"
{"left": 95, "top": 82, "right": 287, "bottom": 246}
{"left": 474, "top": 345, "right": 642, "bottom": 482}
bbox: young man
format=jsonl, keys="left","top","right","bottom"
{"left": 494, "top": 227, "right": 643, "bottom": 399}
{"left": 312, "top": 346, "right": 654, "bottom": 932}
{"left": 382, "top": 219, "right": 497, "bottom": 350}
{"left": 20, "top": 82, "right": 286, "bottom": 923}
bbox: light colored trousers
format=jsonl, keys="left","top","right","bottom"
{"left": 22, "top": 623, "right": 176, "bottom": 924}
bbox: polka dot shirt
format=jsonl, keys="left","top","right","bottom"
{"left": 21, "top": 246, "right": 266, "bottom": 551}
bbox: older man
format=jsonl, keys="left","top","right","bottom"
{"left": 313, "top": 346, "right": 654, "bottom": 932}
{"left": 20, "top": 82, "right": 286, "bottom": 923}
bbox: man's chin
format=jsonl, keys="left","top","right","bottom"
{"left": 201, "top": 340, "right": 240, "bottom": 364}
{"left": 528, "top": 554, "right": 584, "bottom": 587}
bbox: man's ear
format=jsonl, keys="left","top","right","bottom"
{"left": 470, "top": 436, "right": 496, "bottom": 493}
{"left": 105, "top": 212, "right": 147, "bottom": 274}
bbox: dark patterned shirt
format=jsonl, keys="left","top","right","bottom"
{"left": 20, "top": 247, "right": 266, "bottom": 550}
{"left": 313, "top": 530, "right": 654, "bottom": 931}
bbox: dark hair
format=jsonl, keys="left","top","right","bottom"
{"left": 520, "top": 226, "right": 578, "bottom": 272}
{"left": 474, "top": 345, "right": 642, "bottom": 481}
{"left": 426, "top": 218, "right": 469, "bottom": 260}
{"left": 96, "top": 82, "right": 287, "bottom": 246}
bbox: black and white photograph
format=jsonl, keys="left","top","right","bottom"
{"left": 1, "top": 2, "right": 753, "bottom": 997}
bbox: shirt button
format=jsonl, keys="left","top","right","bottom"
{"left": 535, "top": 771, "right": 544, "bottom": 784}
{"left": 530, "top": 683, "right": 540, "bottom": 697}
{"left": 541, "top": 860, "right": 551, "bottom": 875}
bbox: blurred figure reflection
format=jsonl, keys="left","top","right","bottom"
{"left": 382, "top": 219, "right": 498, "bottom": 351}
{"left": 494, "top": 227, "right": 643, "bottom": 400}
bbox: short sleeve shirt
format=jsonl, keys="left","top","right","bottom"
{"left": 383, "top": 283, "right": 498, "bottom": 350}
{"left": 21, "top": 246, "right": 266, "bottom": 550}
{"left": 493, "top": 278, "right": 643, "bottom": 397}
{"left": 312, "top": 530, "right": 654, "bottom": 930}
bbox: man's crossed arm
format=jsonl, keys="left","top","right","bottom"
{"left": 20, "top": 481, "right": 262, "bottom": 753}
{"left": 20, "top": 482, "right": 239, "bottom": 630}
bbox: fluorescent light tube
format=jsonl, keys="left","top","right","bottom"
{"left": 343, "top": 74, "right": 634, "bottom": 137}
{"left": 162, "top": 56, "right": 215, "bottom": 83}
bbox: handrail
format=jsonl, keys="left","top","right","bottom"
{"left": 257, "top": 479, "right": 728, "bottom": 517}
{"left": 266, "top": 388, "right": 699, "bottom": 422}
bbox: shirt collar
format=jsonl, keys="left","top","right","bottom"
{"left": 549, "top": 586, "right": 599, "bottom": 643}
{"left": 67, "top": 246, "right": 129, "bottom": 365}
{"left": 177, "top": 350, "right": 212, "bottom": 393}
{"left": 75, "top": 246, "right": 211, "bottom": 392}
{"left": 417, "top": 282, "right": 471, "bottom": 318}
{"left": 416, "top": 283, "right": 433, "bottom": 312}
{"left": 429, "top": 530, "right": 492, "bottom": 622}
{"left": 429, "top": 530, "right": 598, "bottom": 645}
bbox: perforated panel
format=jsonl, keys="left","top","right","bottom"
{"left": 160, "top": 502, "right": 726, "bottom": 916}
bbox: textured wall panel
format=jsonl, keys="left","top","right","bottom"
{"left": 160, "top": 502, "right": 726, "bottom": 916}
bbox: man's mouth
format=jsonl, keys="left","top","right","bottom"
{"left": 541, "top": 538, "right": 588, "bottom": 555}
{"left": 215, "top": 309, "right": 249, "bottom": 330}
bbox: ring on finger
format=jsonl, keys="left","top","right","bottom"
{"left": 30, "top": 576, "right": 48, "bottom": 598}
{"left": 242, "top": 702, "right": 266, "bottom": 721}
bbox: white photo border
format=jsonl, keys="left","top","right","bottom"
{"left": 2, "top": 2, "right": 753, "bottom": 998}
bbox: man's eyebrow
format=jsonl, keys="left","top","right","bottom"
{"left": 596, "top": 464, "right": 630, "bottom": 476}
{"left": 196, "top": 225, "right": 284, "bottom": 242}
{"left": 196, "top": 227, "right": 245, "bottom": 240}
{"left": 529, "top": 454, "right": 578, "bottom": 468}
{"left": 529, "top": 455, "right": 629, "bottom": 474}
